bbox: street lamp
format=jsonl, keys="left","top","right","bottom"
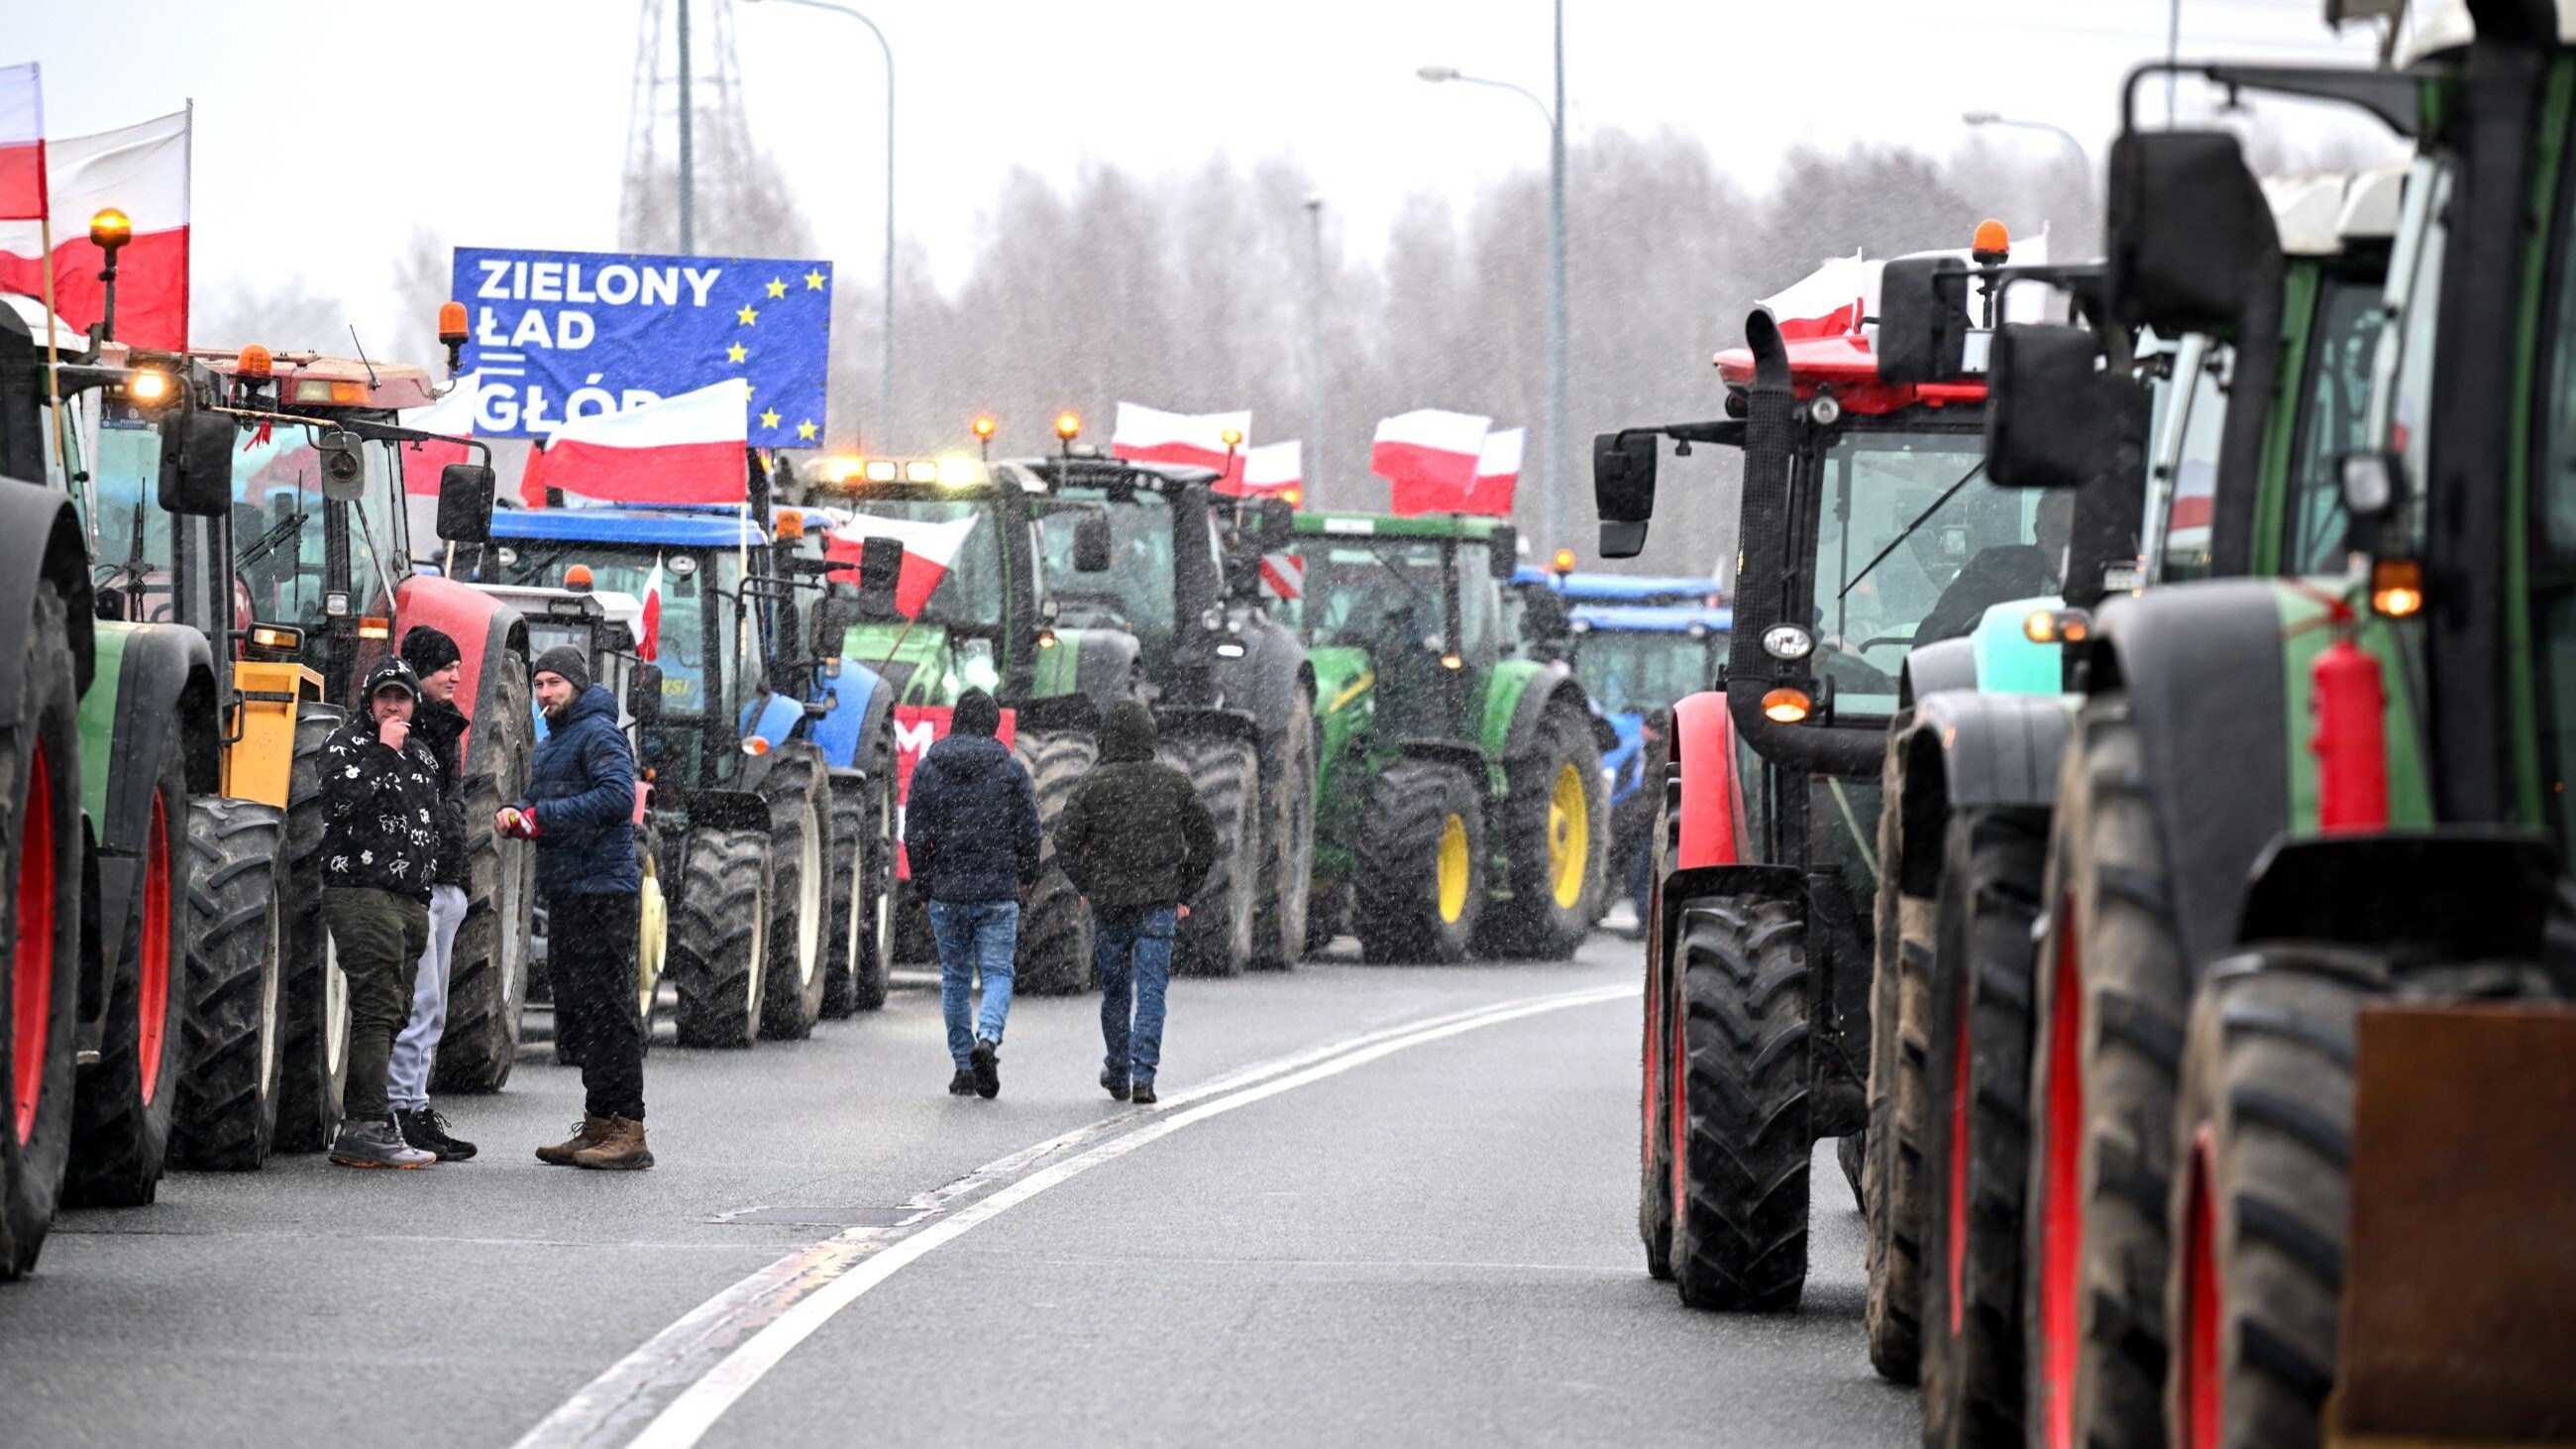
{"left": 1420, "top": 0, "right": 1569, "bottom": 560}
{"left": 747, "top": 0, "right": 897, "bottom": 451}
{"left": 1962, "top": 109, "right": 2093, "bottom": 192}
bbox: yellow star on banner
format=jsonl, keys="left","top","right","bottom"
{"left": 736, "top": 304, "right": 758, "bottom": 326}
{"left": 759, "top": 407, "right": 782, "bottom": 430}
{"left": 797, "top": 419, "right": 818, "bottom": 441}
{"left": 765, "top": 278, "right": 788, "bottom": 299}
{"left": 804, "top": 269, "right": 826, "bottom": 290}
{"left": 725, "top": 342, "right": 747, "bottom": 364}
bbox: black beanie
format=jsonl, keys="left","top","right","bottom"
{"left": 532, "top": 644, "right": 591, "bottom": 696}
{"left": 399, "top": 623, "right": 461, "bottom": 677}
{"left": 952, "top": 687, "right": 1000, "bottom": 737}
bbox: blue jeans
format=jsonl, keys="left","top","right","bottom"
{"left": 927, "top": 899, "right": 1019, "bottom": 1068}
{"left": 1095, "top": 907, "right": 1175, "bottom": 1086}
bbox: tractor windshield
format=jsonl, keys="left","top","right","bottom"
{"left": 1572, "top": 629, "right": 1721, "bottom": 716}
{"left": 1806, "top": 424, "right": 2037, "bottom": 719}
{"left": 1299, "top": 537, "right": 1449, "bottom": 652}
{"left": 492, "top": 545, "right": 735, "bottom": 721}
{"left": 227, "top": 429, "right": 409, "bottom": 646}
{"left": 87, "top": 414, "right": 173, "bottom": 585}
{"left": 1037, "top": 493, "right": 1176, "bottom": 674}
{"left": 837, "top": 498, "right": 1006, "bottom": 628}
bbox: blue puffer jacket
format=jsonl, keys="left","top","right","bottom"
{"left": 515, "top": 684, "right": 639, "bottom": 896}
{"left": 906, "top": 731, "right": 1040, "bottom": 904}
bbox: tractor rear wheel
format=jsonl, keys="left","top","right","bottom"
{"left": 1479, "top": 706, "right": 1602, "bottom": 959}
{"left": 65, "top": 712, "right": 191, "bottom": 1205}
{"left": 276, "top": 705, "right": 351, "bottom": 1153}
{"left": 435, "top": 658, "right": 534, "bottom": 1092}
{"left": 1164, "top": 733, "right": 1258, "bottom": 977}
{"left": 167, "top": 797, "right": 286, "bottom": 1170}
{"left": 1640, "top": 912, "right": 1677, "bottom": 1281}
{"left": 2, "top": 579, "right": 84, "bottom": 1278}
{"left": 1670, "top": 894, "right": 1814, "bottom": 1311}
{"left": 1353, "top": 757, "right": 1485, "bottom": 964}
{"left": 671, "top": 826, "right": 770, "bottom": 1049}
{"left": 820, "top": 772, "right": 867, "bottom": 1019}
{"left": 1865, "top": 739, "right": 1931, "bottom": 1383}
{"left": 1013, "top": 726, "right": 1099, "bottom": 996}
{"left": 758, "top": 742, "right": 829, "bottom": 1041}
{"left": 1251, "top": 691, "right": 1318, "bottom": 970}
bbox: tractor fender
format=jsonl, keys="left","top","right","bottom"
{"left": 396, "top": 572, "right": 529, "bottom": 779}
{"left": 2079, "top": 579, "right": 2303, "bottom": 971}
{"left": 800, "top": 660, "right": 891, "bottom": 773}
{"left": 1206, "top": 614, "right": 1309, "bottom": 738}
{"left": 738, "top": 690, "right": 805, "bottom": 754}
{"left": 2236, "top": 828, "right": 2560, "bottom": 962}
{"left": 1665, "top": 690, "right": 1746, "bottom": 871}
{"left": 1055, "top": 627, "right": 1141, "bottom": 711}
{"left": 1892, "top": 690, "right": 2074, "bottom": 898}
{"left": 1154, "top": 705, "right": 1260, "bottom": 746}
{"left": 1495, "top": 661, "right": 1596, "bottom": 758}
{"left": 1392, "top": 736, "right": 1488, "bottom": 779}
{"left": 1009, "top": 690, "right": 1102, "bottom": 737}
{"left": 0, "top": 477, "right": 97, "bottom": 718}
{"left": 78, "top": 622, "right": 216, "bottom": 1011}
{"left": 1899, "top": 635, "right": 1979, "bottom": 708}
{"left": 679, "top": 787, "right": 772, "bottom": 836}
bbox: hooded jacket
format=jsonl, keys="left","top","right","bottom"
{"left": 515, "top": 683, "right": 640, "bottom": 896}
{"left": 906, "top": 729, "right": 1041, "bottom": 904}
{"left": 1053, "top": 702, "right": 1218, "bottom": 917}
{"left": 410, "top": 695, "right": 472, "bottom": 889}
{"left": 320, "top": 694, "right": 447, "bottom": 903}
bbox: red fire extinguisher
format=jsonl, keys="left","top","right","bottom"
{"left": 2310, "top": 633, "right": 2388, "bottom": 833}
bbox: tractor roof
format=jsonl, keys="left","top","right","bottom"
{"left": 185, "top": 347, "right": 440, "bottom": 411}
{"left": 1293, "top": 510, "right": 1504, "bottom": 541}
{"left": 1711, "top": 331, "right": 1986, "bottom": 413}
{"left": 1570, "top": 603, "right": 1734, "bottom": 635}
{"left": 488, "top": 506, "right": 769, "bottom": 549}
{"left": 1515, "top": 567, "right": 1722, "bottom": 605}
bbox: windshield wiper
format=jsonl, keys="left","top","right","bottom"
{"left": 236, "top": 507, "right": 311, "bottom": 571}
{"left": 1837, "top": 459, "right": 1987, "bottom": 602}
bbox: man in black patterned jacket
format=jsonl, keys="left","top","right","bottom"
{"left": 318, "top": 656, "right": 448, "bottom": 1169}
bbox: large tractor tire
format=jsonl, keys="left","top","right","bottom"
{"left": 1920, "top": 808, "right": 2048, "bottom": 1449}
{"left": 1479, "top": 705, "right": 1603, "bottom": 959}
{"left": 758, "top": 741, "right": 830, "bottom": 1041}
{"left": 1251, "top": 690, "right": 1318, "bottom": 969}
{"left": 2, "top": 580, "right": 84, "bottom": 1279}
{"left": 1671, "top": 894, "right": 1814, "bottom": 1311}
{"left": 2023, "top": 696, "right": 2187, "bottom": 1449}
{"left": 65, "top": 711, "right": 190, "bottom": 1205}
{"left": 275, "top": 705, "right": 352, "bottom": 1153}
{"left": 1013, "top": 726, "right": 1099, "bottom": 996}
{"left": 168, "top": 798, "right": 286, "bottom": 1170}
{"left": 633, "top": 824, "right": 667, "bottom": 1053}
{"left": 1639, "top": 769, "right": 1684, "bottom": 1280}
{"left": 1864, "top": 738, "right": 1931, "bottom": 1384}
{"left": 851, "top": 768, "right": 896, "bottom": 1012}
{"left": 435, "top": 659, "right": 534, "bottom": 1092}
{"left": 1353, "top": 756, "right": 1486, "bottom": 964}
{"left": 671, "top": 826, "right": 770, "bottom": 1049}
{"left": 819, "top": 772, "right": 868, "bottom": 1019}
{"left": 1163, "top": 733, "right": 1259, "bottom": 977}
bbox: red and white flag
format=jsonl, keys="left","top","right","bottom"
{"left": 1759, "top": 251, "right": 1873, "bottom": 341}
{"left": 1373, "top": 408, "right": 1489, "bottom": 515}
{"left": 0, "top": 63, "right": 44, "bottom": 221}
{"left": 1465, "top": 427, "right": 1524, "bottom": 517}
{"left": 1111, "top": 401, "right": 1249, "bottom": 476}
{"left": 636, "top": 555, "right": 666, "bottom": 662}
{"left": 518, "top": 379, "right": 749, "bottom": 506}
{"left": 1221, "top": 439, "right": 1300, "bottom": 502}
{"left": 397, "top": 373, "right": 478, "bottom": 498}
{"left": 823, "top": 512, "right": 981, "bottom": 620}
{"left": 0, "top": 108, "right": 190, "bottom": 349}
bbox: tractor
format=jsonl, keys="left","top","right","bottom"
{"left": 1283, "top": 510, "right": 1608, "bottom": 962}
{"left": 1559, "top": 599, "right": 1731, "bottom": 925}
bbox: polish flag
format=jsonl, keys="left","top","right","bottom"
{"left": 638, "top": 555, "right": 665, "bottom": 662}
{"left": 397, "top": 372, "right": 478, "bottom": 497}
{"left": 1222, "top": 439, "right": 1301, "bottom": 502}
{"left": 0, "top": 64, "right": 44, "bottom": 221}
{"left": 0, "top": 109, "right": 190, "bottom": 349}
{"left": 1373, "top": 408, "right": 1489, "bottom": 516}
{"left": 1760, "top": 251, "right": 1874, "bottom": 341}
{"left": 824, "top": 513, "right": 981, "bottom": 619}
{"left": 1464, "top": 427, "right": 1524, "bottom": 517}
{"left": 1111, "top": 402, "right": 1250, "bottom": 476}
{"left": 518, "top": 379, "right": 749, "bottom": 506}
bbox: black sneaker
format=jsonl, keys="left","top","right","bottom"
{"left": 1130, "top": 1082, "right": 1157, "bottom": 1106}
{"left": 397, "top": 1107, "right": 478, "bottom": 1162}
{"left": 947, "top": 1069, "right": 976, "bottom": 1096}
{"left": 328, "top": 1117, "right": 435, "bottom": 1169}
{"left": 970, "top": 1038, "right": 1000, "bottom": 1099}
{"left": 1101, "top": 1069, "right": 1130, "bottom": 1102}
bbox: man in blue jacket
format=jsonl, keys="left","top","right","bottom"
{"left": 500, "top": 645, "right": 652, "bottom": 1169}
{"left": 906, "top": 687, "right": 1040, "bottom": 1099}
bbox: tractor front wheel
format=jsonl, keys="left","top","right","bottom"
{"left": 1670, "top": 895, "right": 1815, "bottom": 1311}
{"left": 1479, "top": 707, "right": 1603, "bottom": 960}
{"left": 276, "top": 706, "right": 352, "bottom": 1153}
{"left": 670, "top": 827, "right": 771, "bottom": 1049}
{"left": 167, "top": 798, "right": 286, "bottom": 1170}
{"left": 1251, "top": 691, "right": 1318, "bottom": 970}
{"left": 435, "top": 657, "right": 534, "bottom": 1093}
{"left": 2, "top": 579, "right": 84, "bottom": 1278}
{"left": 757, "top": 742, "right": 829, "bottom": 1041}
{"left": 1353, "top": 757, "right": 1486, "bottom": 964}
{"left": 1164, "top": 733, "right": 1258, "bottom": 977}
{"left": 1013, "top": 727, "right": 1099, "bottom": 996}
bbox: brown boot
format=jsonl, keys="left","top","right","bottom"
{"left": 570, "top": 1115, "right": 654, "bottom": 1171}
{"left": 537, "top": 1114, "right": 611, "bottom": 1166}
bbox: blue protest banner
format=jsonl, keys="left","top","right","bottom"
{"left": 453, "top": 246, "right": 834, "bottom": 444}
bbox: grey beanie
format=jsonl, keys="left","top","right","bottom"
{"left": 532, "top": 644, "right": 591, "bottom": 696}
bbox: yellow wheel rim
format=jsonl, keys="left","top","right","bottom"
{"left": 1548, "top": 761, "right": 1590, "bottom": 909}
{"left": 1437, "top": 814, "right": 1471, "bottom": 924}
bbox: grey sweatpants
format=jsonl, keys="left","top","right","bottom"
{"left": 389, "top": 884, "right": 468, "bottom": 1112}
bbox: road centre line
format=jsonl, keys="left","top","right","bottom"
{"left": 512, "top": 981, "right": 1635, "bottom": 1449}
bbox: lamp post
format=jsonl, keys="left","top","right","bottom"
{"left": 1303, "top": 194, "right": 1325, "bottom": 498}
{"left": 1420, "top": 0, "right": 1569, "bottom": 559}
{"left": 1962, "top": 109, "right": 2093, "bottom": 191}
{"left": 747, "top": 0, "right": 897, "bottom": 450}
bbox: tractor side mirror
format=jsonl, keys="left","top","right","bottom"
{"left": 316, "top": 429, "right": 367, "bottom": 502}
{"left": 1878, "top": 256, "right": 1972, "bottom": 385}
{"left": 1072, "top": 510, "right": 1114, "bottom": 573}
{"left": 157, "top": 394, "right": 233, "bottom": 517}
{"left": 809, "top": 597, "right": 854, "bottom": 660}
{"left": 854, "top": 535, "right": 904, "bottom": 614}
{"left": 2105, "top": 130, "right": 2280, "bottom": 334}
{"left": 437, "top": 462, "right": 496, "bottom": 543}
{"left": 1594, "top": 431, "right": 1659, "bottom": 558}
{"left": 1987, "top": 324, "right": 2113, "bottom": 490}
{"left": 1488, "top": 523, "right": 1518, "bottom": 568}
{"left": 1255, "top": 497, "right": 1295, "bottom": 550}
{"left": 630, "top": 663, "right": 663, "bottom": 725}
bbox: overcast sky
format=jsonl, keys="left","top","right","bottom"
{"left": 10, "top": 0, "right": 2392, "bottom": 358}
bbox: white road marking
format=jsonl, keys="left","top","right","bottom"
{"left": 512, "top": 981, "right": 1633, "bottom": 1449}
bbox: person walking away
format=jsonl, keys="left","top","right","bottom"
{"left": 384, "top": 625, "right": 476, "bottom": 1161}
{"left": 1053, "top": 701, "right": 1216, "bottom": 1107}
{"left": 319, "top": 658, "right": 447, "bottom": 1168}
{"left": 503, "top": 645, "right": 652, "bottom": 1170}
{"left": 906, "top": 687, "right": 1039, "bottom": 1099}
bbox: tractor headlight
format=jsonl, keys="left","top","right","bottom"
{"left": 1761, "top": 623, "right": 1814, "bottom": 661}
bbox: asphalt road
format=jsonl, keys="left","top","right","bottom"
{"left": 0, "top": 932, "right": 1917, "bottom": 1448}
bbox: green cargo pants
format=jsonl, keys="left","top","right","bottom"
{"left": 322, "top": 887, "right": 430, "bottom": 1122}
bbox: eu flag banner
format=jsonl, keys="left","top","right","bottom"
{"left": 453, "top": 246, "right": 834, "bottom": 444}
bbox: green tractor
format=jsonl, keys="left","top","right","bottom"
{"left": 1284, "top": 510, "right": 1607, "bottom": 962}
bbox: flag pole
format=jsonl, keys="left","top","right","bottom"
{"left": 37, "top": 209, "right": 77, "bottom": 533}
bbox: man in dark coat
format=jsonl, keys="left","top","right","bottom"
{"left": 906, "top": 687, "right": 1040, "bottom": 1098}
{"left": 1053, "top": 701, "right": 1217, "bottom": 1106}
{"left": 1912, "top": 491, "right": 2075, "bottom": 645}
{"left": 503, "top": 644, "right": 651, "bottom": 1170}
{"left": 320, "top": 657, "right": 446, "bottom": 1169}
{"left": 385, "top": 624, "right": 476, "bottom": 1162}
